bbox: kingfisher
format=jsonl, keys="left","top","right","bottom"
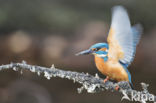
{"left": 76, "top": 6, "right": 142, "bottom": 89}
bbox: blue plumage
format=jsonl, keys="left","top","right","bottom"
{"left": 96, "top": 51, "right": 108, "bottom": 55}
{"left": 119, "top": 61, "right": 132, "bottom": 87}
{"left": 90, "top": 43, "right": 109, "bottom": 49}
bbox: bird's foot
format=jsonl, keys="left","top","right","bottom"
{"left": 115, "top": 85, "right": 120, "bottom": 91}
{"left": 103, "top": 76, "right": 109, "bottom": 83}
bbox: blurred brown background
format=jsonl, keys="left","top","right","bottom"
{"left": 0, "top": 0, "right": 156, "bottom": 103}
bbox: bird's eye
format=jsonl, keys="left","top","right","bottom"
{"left": 92, "top": 48, "right": 98, "bottom": 51}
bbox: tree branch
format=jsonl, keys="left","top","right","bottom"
{"left": 0, "top": 62, "right": 155, "bottom": 103}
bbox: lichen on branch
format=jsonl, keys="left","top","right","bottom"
{"left": 0, "top": 62, "right": 155, "bottom": 103}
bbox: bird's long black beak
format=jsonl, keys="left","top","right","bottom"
{"left": 75, "top": 49, "right": 92, "bottom": 56}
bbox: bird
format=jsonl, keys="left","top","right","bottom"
{"left": 76, "top": 5, "right": 142, "bottom": 90}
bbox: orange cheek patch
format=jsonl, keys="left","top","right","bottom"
{"left": 99, "top": 48, "right": 107, "bottom": 51}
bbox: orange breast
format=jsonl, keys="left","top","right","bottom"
{"left": 94, "top": 56, "right": 129, "bottom": 82}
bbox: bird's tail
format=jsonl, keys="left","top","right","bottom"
{"left": 129, "top": 82, "right": 134, "bottom": 89}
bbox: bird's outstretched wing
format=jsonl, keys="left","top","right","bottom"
{"left": 107, "top": 6, "right": 142, "bottom": 66}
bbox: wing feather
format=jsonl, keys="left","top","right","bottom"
{"left": 107, "top": 6, "right": 142, "bottom": 66}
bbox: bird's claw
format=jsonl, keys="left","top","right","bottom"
{"left": 103, "top": 76, "right": 109, "bottom": 83}
{"left": 115, "top": 85, "right": 120, "bottom": 91}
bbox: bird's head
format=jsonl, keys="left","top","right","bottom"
{"left": 76, "top": 43, "right": 109, "bottom": 61}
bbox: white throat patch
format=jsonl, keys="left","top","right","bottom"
{"left": 96, "top": 54, "right": 107, "bottom": 58}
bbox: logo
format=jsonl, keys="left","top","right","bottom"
{"left": 121, "top": 90, "right": 155, "bottom": 103}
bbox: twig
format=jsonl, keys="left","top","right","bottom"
{"left": 0, "top": 62, "right": 155, "bottom": 103}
